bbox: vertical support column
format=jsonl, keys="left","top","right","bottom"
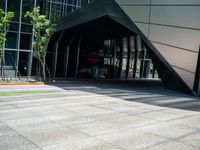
{"left": 118, "top": 38, "right": 123, "bottom": 78}
{"left": 133, "top": 35, "right": 139, "bottom": 78}
{"left": 41, "top": 0, "right": 48, "bottom": 15}
{"left": 28, "top": 0, "right": 37, "bottom": 79}
{"left": 126, "top": 37, "right": 131, "bottom": 78}
{"left": 15, "top": 0, "right": 23, "bottom": 78}
{"left": 53, "top": 31, "right": 64, "bottom": 79}
{"left": 152, "top": 65, "right": 156, "bottom": 78}
{"left": 193, "top": 45, "right": 200, "bottom": 95}
{"left": 147, "top": 0, "right": 152, "bottom": 39}
{"left": 75, "top": 37, "right": 81, "bottom": 79}
{"left": 64, "top": 46, "right": 70, "bottom": 78}
{"left": 111, "top": 39, "right": 116, "bottom": 78}
{"left": 49, "top": 0, "right": 52, "bottom": 20}
{"left": 53, "top": 42, "right": 58, "bottom": 79}
{"left": 76, "top": 0, "right": 79, "bottom": 9}
{"left": 139, "top": 42, "right": 145, "bottom": 78}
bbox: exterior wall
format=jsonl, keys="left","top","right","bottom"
{"left": 115, "top": 0, "right": 200, "bottom": 90}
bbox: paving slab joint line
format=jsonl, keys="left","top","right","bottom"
{"left": 26, "top": 109, "right": 125, "bottom": 150}
{"left": 0, "top": 120, "right": 43, "bottom": 150}
{"left": 140, "top": 130, "right": 200, "bottom": 150}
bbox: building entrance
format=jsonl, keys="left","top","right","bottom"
{"left": 60, "top": 35, "right": 159, "bottom": 80}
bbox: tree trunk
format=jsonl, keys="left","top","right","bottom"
{"left": 39, "top": 57, "right": 46, "bottom": 81}
{"left": 0, "top": 56, "right": 5, "bottom": 79}
{"left": 45, "top": 63, "right": 51, "bottom": 80}
{"left": 0, "top": 56, "right": 2, "bottom": 78}
{"left": 42, "top": 57, "right": 46, "bottom": 81}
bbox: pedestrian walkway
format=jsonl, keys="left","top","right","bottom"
{"left": 0, "top": 84, "right": 199, "bottom": 150}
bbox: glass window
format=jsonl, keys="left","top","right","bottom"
{"left": 4, "top": 50, "right": 17, "bottom": 77}
{"left": 135, "top": 38, "right": 159, "bottom": 79}
{"left": 18, "top": 51, "right": 31, "bottom": 76}
{"left": 20, "top": 34, "right": 32, "bottom": 50}
{"left": 9, "top": 22, "right": 19, "bottom": 32}
{"left": 7, "top": 0, "right": 20, "bottom": 22}
{"left": 112, "top": 39, "right": 121, "bottom": 78}
{"left": 21, "top": 24, "right": 33, "bottom": 33}
{"left": 5, "top": 32, "right": 18, "bottom": 49}
{"left": 4, "top": 50, "right": 17, "bottom": 67}
{"left": 22, "top": 0, "right": 34, "bottom": 23}
{"left": 120, "top": 37, "right": 128, "bottom": 78}
{"left": 67, "top": 5, "right": 73, "bottom": 13}
{"left": 0, "top": 0, "right": 5, "bottom": 9}
{"left": 128, "top": 36, "right": 136, "bottom": 78}
{"left": 67, "top": 0, "right": 74, "bottom": 5}
{"left": 81, "top": 0, "right": 89, "bottom": 6}
{"left": 50, "top": 3, "right": 62, "bottom": 22}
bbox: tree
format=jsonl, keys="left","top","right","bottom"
{"left": 0, "top": 9, "right": 14, "bottom": 78}
{"left": 25, "top": 7, "right": 55, "bottom": 81}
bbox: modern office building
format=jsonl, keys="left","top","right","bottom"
{"left": 1, "top": 0, "right": 200, "bottom": 95}
{"left": 0, "top": 0, "right": 91, "bottom": 77}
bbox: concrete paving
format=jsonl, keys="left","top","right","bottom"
{"left": 0, "top": 83, "right": 200, "bottom": 150}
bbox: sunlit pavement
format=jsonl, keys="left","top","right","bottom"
{"left": 0, "top": 83, "right": 200, "bottom": 150}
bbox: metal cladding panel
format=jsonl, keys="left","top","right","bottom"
{"left": 152, "top": 0, "right": 200, "bottom": 5}
{"left": 135, "top": 23, "right": 149, "bottom": 37}
{"left": 153, "top": 42, "right": 198, "bottom": 89}
{"left": 151, "top": 6, "right": 200, "bottom": 30}
{"left": 115, "top": 0, "right": 151, "bottom": 5}
{"left": 50, "top": 0, "right": 195, "bottom": 95}
{"left": 121, "top": 6, "right": 150, "bottom": 23}
{"left": 153, "top": 43, "right": 198, "bottom": 74}
{"left": 172, "top": 67, "right": 195, "bottom": 89}
{"left": 149, "top": 25, "right": 200, "bottom": 52}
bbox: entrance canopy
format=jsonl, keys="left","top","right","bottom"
{"left": 49, "top": 0, "right": 194, "bottom": 95}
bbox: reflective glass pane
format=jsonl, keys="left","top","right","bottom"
{"left": 0, "top": 0, "right": 5, "bottom": 9}
{"left": 120, "top": 37, "right": 128, "bottom": 78}
{"left": 4, "top": 50, "right": 17, "bottom": 67}
{"left": 21, "top": 24, "right": 33, "bottom": 33}
{"left": 22, "top": 0, "right": 34, "bottom": 22}
{"left": 9, "top": 22, "right": 19, "bottom": 32}
{"left": 128, "top": 36, "right": 136, "bottom": 78}
{"left": 50, "top": 3, "right": 62, "bottom": 22}
{"left": 18, "top": 51, "right": 31, "bottom": 76}
{"left": 7, "top": 0, "right": 20, "bottom": 21}
{"left": 4, "top": 50, "right": 17, "bottom": 77}
{"left": 20, "top": 34, "right": 32, "bottom": 50}
{"left": 5, "top": 32, "right": 18, "bottom": 49}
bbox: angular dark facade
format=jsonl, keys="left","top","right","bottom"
{"left": 48, "top": 0, "right": 196, "bottom": 95}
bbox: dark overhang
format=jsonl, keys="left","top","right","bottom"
{"left": 50, "top": 0, "right": 195, "bottom": 95}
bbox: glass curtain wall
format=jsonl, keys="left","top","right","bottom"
{"left": 135, "top": 36, "right": 159, "bottom": 79}
{"left": 104, "top": 36, "right": 159, "bottom": 80}
{"left": 1, "top": 0, "right": 91, "bottom": 78}
{"left": 74, "top": 35, "right": 159, "bottom": 80}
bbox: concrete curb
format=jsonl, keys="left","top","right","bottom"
{"left": 0, "top": 81, "right": 111, "bottom": 86}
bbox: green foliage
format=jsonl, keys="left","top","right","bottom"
{"left": 25, "top": 7, "right": 55, "bottom": 61}
{"left": 0, "top": 9, "right": 14, "bottom": 57}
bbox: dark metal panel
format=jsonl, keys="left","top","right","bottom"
{"left": 126, "top": 37, "right": 131, "bottom": 78}
{"left": 193, "top": 46, "right": 200, "bottom": 95}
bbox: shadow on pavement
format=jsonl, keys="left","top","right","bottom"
{"left": 47, "top": 79, "right": 200, "bottom": 112}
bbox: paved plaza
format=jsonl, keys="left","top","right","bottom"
{"left": 0, "top": 83, "right": 200, "bottom": 150}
